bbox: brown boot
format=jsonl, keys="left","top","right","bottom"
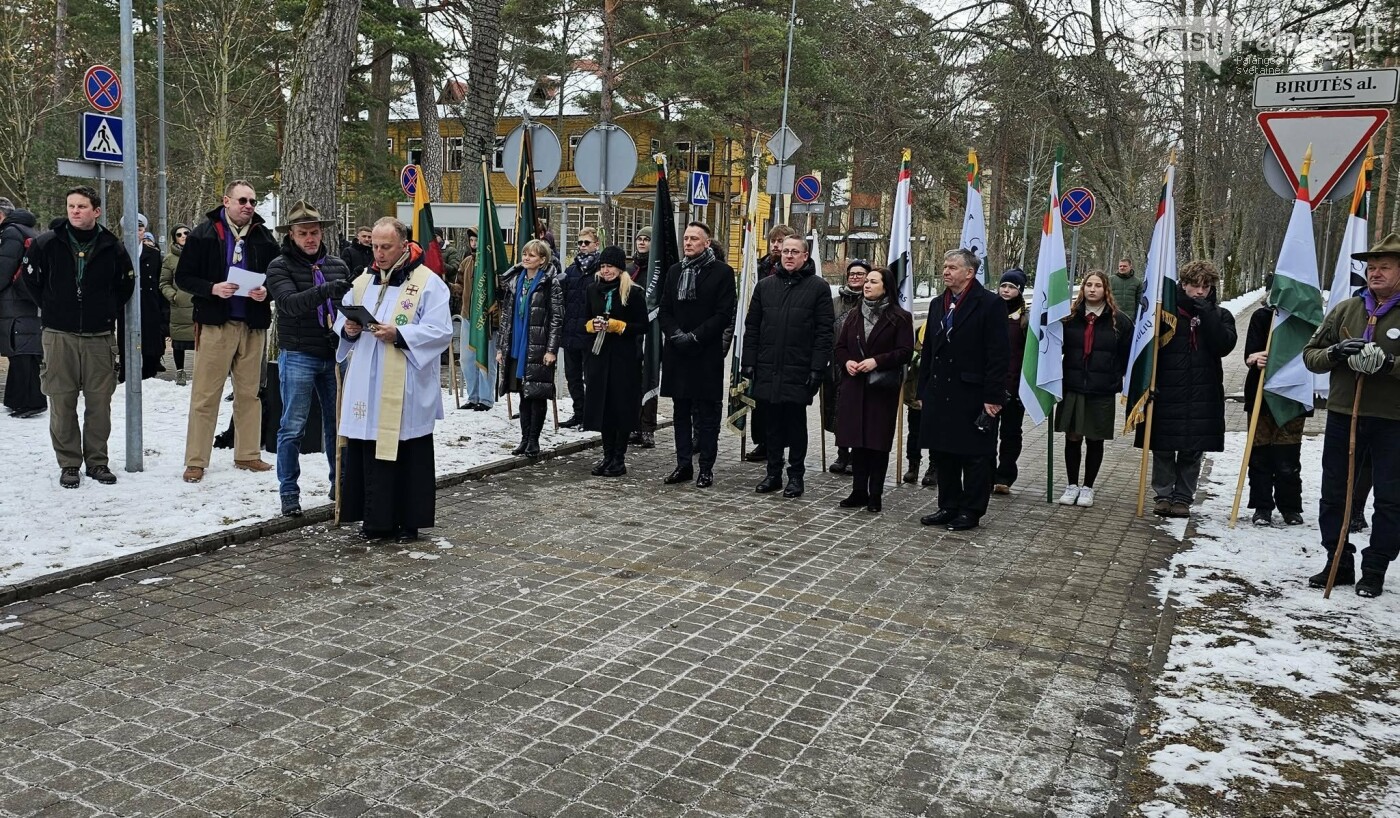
{"left": 183, "top": 467, "right": 205, "bottom": 483}
{"left": 234, "top": 459, "right": 272, "bottom": 472}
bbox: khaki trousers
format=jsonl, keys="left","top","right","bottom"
{"left": 185, "top": 321, "right": 265, "bottom": 467}
{"left": 40, "top": 329, "right": 118, "bottom": 469}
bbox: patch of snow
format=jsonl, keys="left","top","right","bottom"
{"left": 136, "top": 577, "right": 170, "bottom": 585}
{"left": 1219, "top": 288, "right": 1265, "bottom": 318}
{"left": 1142, "top": 431, "right": 1400, "bottom": 813}
{"left": 0, "top": 378, "right": 591, "bottom": 586}
{"left": 0, "top": 621, "right": 22, "bottom": 632}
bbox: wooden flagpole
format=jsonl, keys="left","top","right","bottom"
{"left": 448, "top": 321, "right": 462, "bottom": 409}
{"left": 1229, "top": 318, "right": 1276, "bottom": 527}
{"left": 1325, "top": 324, "right": 1371, "bottom": 598}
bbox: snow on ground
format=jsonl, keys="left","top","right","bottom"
{"left": 1219, "top": 287, "right": 1264, "bottom": 318}
{"left": 0, "top": 377, "right": 591, "bottom": 586}
{"left": 1141, "top": 431, "right": 1400, "bottom": 815}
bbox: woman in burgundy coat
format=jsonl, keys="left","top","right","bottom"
{"left": 833, "top": 269, "right": 915, "bottom": 512}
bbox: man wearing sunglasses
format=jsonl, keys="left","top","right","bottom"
{"left": 175, "top": 179, "right": 280, "bottom": 483}
{"left": 559, "top": 227, "right": 601, "bottom": 427}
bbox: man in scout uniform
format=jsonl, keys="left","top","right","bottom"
{"left": 1304, "top": 232, "right": 1400, "bottom": 598}
{"left": 334, "top": 217, "right": 453, "bottom": 543}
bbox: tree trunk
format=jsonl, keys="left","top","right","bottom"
{"left": 52, "top": 0, "right": 66, "bottom": 106}
{"left": 459, "top": 0, "right": 503, "bottom": 203}
{"left": 597, "top": 0, "right": 618, "bottom": 236}
{"left": 279, "top": 0, "right": 362, "bottom": 246}
{"left": 398, "top": 0, "right": 442, "bottom": 201}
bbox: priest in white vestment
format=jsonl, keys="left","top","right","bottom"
{"left": 333, "top": 217, "right": 453, "bottom": 542}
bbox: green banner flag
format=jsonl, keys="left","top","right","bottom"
{"left": 468, "top": 162, "right": 507, "bottom": 373}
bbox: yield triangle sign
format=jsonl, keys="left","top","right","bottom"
{"left": 1258, "top": 108, "right": 1388, "bottom": 209}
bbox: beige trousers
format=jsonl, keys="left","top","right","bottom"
{"left": 40, "top": 329, "right": 118, "bottom": 469}
{"left": 184, "top": 321, "right": 265, "bottom": 467}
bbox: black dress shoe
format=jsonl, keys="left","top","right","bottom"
{"left": 664, "top": 465, "right": 694, "bottom": 485}
{"left": 838, "top": 492, "right": 869, "bottom": 509}
{"left": 695, "top": 471, "right": 713, "bottom": 489}
{"left": 512, "top": 440, "right": 528, "bottom": 456}
{"left": 474, "top": 403, "right": 490, "bottom": 411}
{"left": 359, "top": 527, "right": 392, "bottom": 541}
{"left": 396, "top": 528, "right": 419, "bottom": 543}
{"left": 559, "top": 416, "right": 582, "bottom": 429}
{"left": 866, "top": 496, "right": 882, "bottom": 513}
{"left": 744, "top": 445, "right": 768, "bottom": 462}
{"left": 945, "top": 514, "right": 979, "bottom": 531}
{"left": 590, "top": 459, "right": 609, "bottom": 476}
{"left": 828, "top": 458, "right": 848, "bottom": 474}
{"left": 602, "top": 460, "right": 627, "bottom": 477}
{"left": 755, "top": 475, "right": 783, "bottom": 493}
{"left": 782, "top": 476, "right": 804, "bottom": 498}
{"left": 920, "top": 509, "right": 957, "bottom": 526}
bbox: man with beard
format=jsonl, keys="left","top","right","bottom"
{"left": 742, "top": 235, "right": 834, "bottom": 498}
{"left": 265, "top": 201, "right": 353, "bottom": 517}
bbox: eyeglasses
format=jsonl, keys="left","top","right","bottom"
{"left": 578, "top": 240, "right": 594, "bottom": 247}
{"left": 637, "top": 236, "right": 650, "bottom": 241}
{"left": 175, "top": 231, "right": 189, "bottom": 238}
{"left": 229, "top": 197, "right": 255, "bottom": 206}
{"left": 780, "top": 249, "right": 806, "bottom": 255}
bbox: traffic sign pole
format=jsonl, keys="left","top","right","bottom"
{"left": 118, "top": 0, "right": 143, "bottom": 471}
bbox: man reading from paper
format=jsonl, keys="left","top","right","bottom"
{"left": 334, "top": 217, "right": 453, "bottom": 543}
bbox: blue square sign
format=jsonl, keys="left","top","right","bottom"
{"left": 689, "top": 171, "right": 710, "bottom": 206}
{"left": 81, "top": 112, "right": 124, "bottom": 164}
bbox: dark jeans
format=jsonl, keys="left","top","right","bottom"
{"left": 933, "top": 452, "right": 993, "bottom": 518}
{"left": 1319, "top": 412, "right": 1400, "bottom": 571}
{"left": 673, "top": 398, "right": 721, "bottom": 471}
{"left": 906, "top": 406, "right": 926, "bottom": 464}
{"left": 850, "top": 447, "right": 890, "bottom": 498}
{"left": 172, "top": 340, "right": 194, "bottom": 370}
{"left": 762, "top": 401, "right": 809, "bottom": 478}
{"left": 563, "top": 348, "right": 586, "bottom": 415}
{"left": 1152, "top": 450, "right": 1204, "bottom": 506}
{"left": 638, "top": 395, "right": 658, "bottom": 433}
{"left": 1247, "top": 442, "right": 1303, "bottom": 514}
{"left": 995, "top": 398, "right": 1025, "bottom": 486}
{"left": 276, "top": 350, "right": 338, "bottom": 499}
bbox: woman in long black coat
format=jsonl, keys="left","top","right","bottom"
{"left": 497, "top": 239, "right": 564, "bottom": 457}
{"left": 580, "top": 246, "right": 648, "bottom": 477}
{"left": 833, "top": 269, "right": 914, "bottom": 512}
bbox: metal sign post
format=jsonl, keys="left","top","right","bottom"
{"left": 117, "top": 0, "right": 143, "bottom": 471}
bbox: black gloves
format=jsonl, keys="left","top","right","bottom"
{"left": 321, "top": 278, "right": 353, "bottom": 300}
{"left": 806, "top": 370, "right": 823, "bottom": 393}
{"left": 1327, "top": 338, "right": 1366, "bottom": 364}
{"left": 671, "top": 332, "right": 698, "bottom": 350}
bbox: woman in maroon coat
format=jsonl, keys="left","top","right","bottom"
{"left": 833, "top": 269, "right": 915, "bottom": 512}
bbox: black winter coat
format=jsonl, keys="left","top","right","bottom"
{"left": 561, "top": 252, "right": 599, "bottom": 351}
{"left": 742, "top": 258, "right": 835, "bottom": 405}
{"left": 659, "top": 255, "right": 736, "bottom": 401}
{"left": 1062, "top": 307, "right": 1132, "bottom": 396}
{"left": 266, "top": 240, "right": 351, "bottom": 359}
{"left": 175, "top": 206, "right": 278, "bottom": 330}
{"left": 918, "top": 280, "right": 1009, "bottom": 456}
{"left": 0, "top": 211, "right": 40, "bottom": 356}
{"left": 498, "top": 263, "right": 564, "bottom": 400}
{"left": 120, "top": 244, "right": 168, "bottom": 360}
{"left": 581, "top": 278, "right": 648, "bottom": 434}
{"left": 343, "top": 243, "right": 373, "bottom": 277}
{"left": 1135, "top": 284, "right": 1237, "bottom": 452}
{"left": 25, "top": 218, "right": 134, "bottom": 335}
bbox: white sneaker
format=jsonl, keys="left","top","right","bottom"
{"left": 1075, "top": 486, "right": 1095, "bottom": 507}
{"left": 1057, "top": 484, "right": 1081, "bottom": 505}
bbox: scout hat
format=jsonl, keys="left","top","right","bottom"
{"left": 276, "top": 200, "right": 336, "bottom": 232}
{"left": 1352, "top": 232, "right": 1400, "bottom": 262}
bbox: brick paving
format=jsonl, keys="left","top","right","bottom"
{"left": 0, "top": 309, "right": 1269, "bottom": 817}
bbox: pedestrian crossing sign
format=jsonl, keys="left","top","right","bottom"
{"left": 689, "top": 171, "right": 710, "bottom": 206}
{"left": 81, "top": 112, "right": 124, "bottom": 164}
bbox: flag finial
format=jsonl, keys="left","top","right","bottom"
{"left": 1302, "top": 144, "right": 1313, "bottom": 180}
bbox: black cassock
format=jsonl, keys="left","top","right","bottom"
{"left": 339, "top": 435, "right": 436, "bottom": 535}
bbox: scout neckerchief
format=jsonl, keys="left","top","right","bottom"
{"left": 221, "top": 209, "right": 250, "bottom": 268}
{"left": 350, "top": 246, "right": 432, "bottom": 461}
{"left": 310, "top": 254, "right": 334, "bottom": 328}
{"left": 64, "top": 224, "right": 98, "bottom": 300}
{"left": 1362, "top": 289, "right": 1400, "bottom": 341}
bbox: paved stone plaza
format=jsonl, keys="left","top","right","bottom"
{"left": 0, "top": 408, "right": 1180, "bottom": 817}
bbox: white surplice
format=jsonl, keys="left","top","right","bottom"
{"left": 333, "top": 271, "right": 453, "bottom": 442}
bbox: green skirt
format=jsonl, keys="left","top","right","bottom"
{"left": 1055, "top": 391, "right": 1116, "bottom": 440}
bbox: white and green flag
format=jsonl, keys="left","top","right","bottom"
{"left": 1123, "top": 162, "right": 1178, "bottom": 432}
{"left": 888, "top": 148, "right": 913, "bottom": 312}
{"left": 1262, "top": 151, "right": 1324, "bottom": 425}
{"left": 960, "top": 149, "right": 988, "bottom": 285}
{"left": 1320, "top": 152, "right": 1373, "bottom": 399}
{"left": 1018, "top": 162, "right": 1070, "bottom": 424}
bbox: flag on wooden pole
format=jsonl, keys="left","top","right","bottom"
{"left": 960, "top": 149, "right": 988, "bottom": 285}
{"left": 1123, "top": 161, "right": 1179, "bottom": 432}
{"left": 514, "top": 127, "right": 539, "bottom": 263}
{"left": 1018, "top": 159, "right": 1070, "bottom": 424}
{"left": 1320, "top": 147, "right": 1374, "bottom": 399}
{"left": 1262, "top": 146, "right": 1324, "bottom": 426}
{"left": 727, "top": 155, "right": 761, "bottom": 433}
{"left": 467, "top": 161, "right": 507, "bottom": 375}
{"left": 642, "top": 155, "right": 678, "bottom": 404}
{"left": 887, "top": 149, "right": 914, "bottom": 312}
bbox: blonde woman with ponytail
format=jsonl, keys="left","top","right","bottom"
{"left": 581, "top": 245, "right": 648, "bottom": 477}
